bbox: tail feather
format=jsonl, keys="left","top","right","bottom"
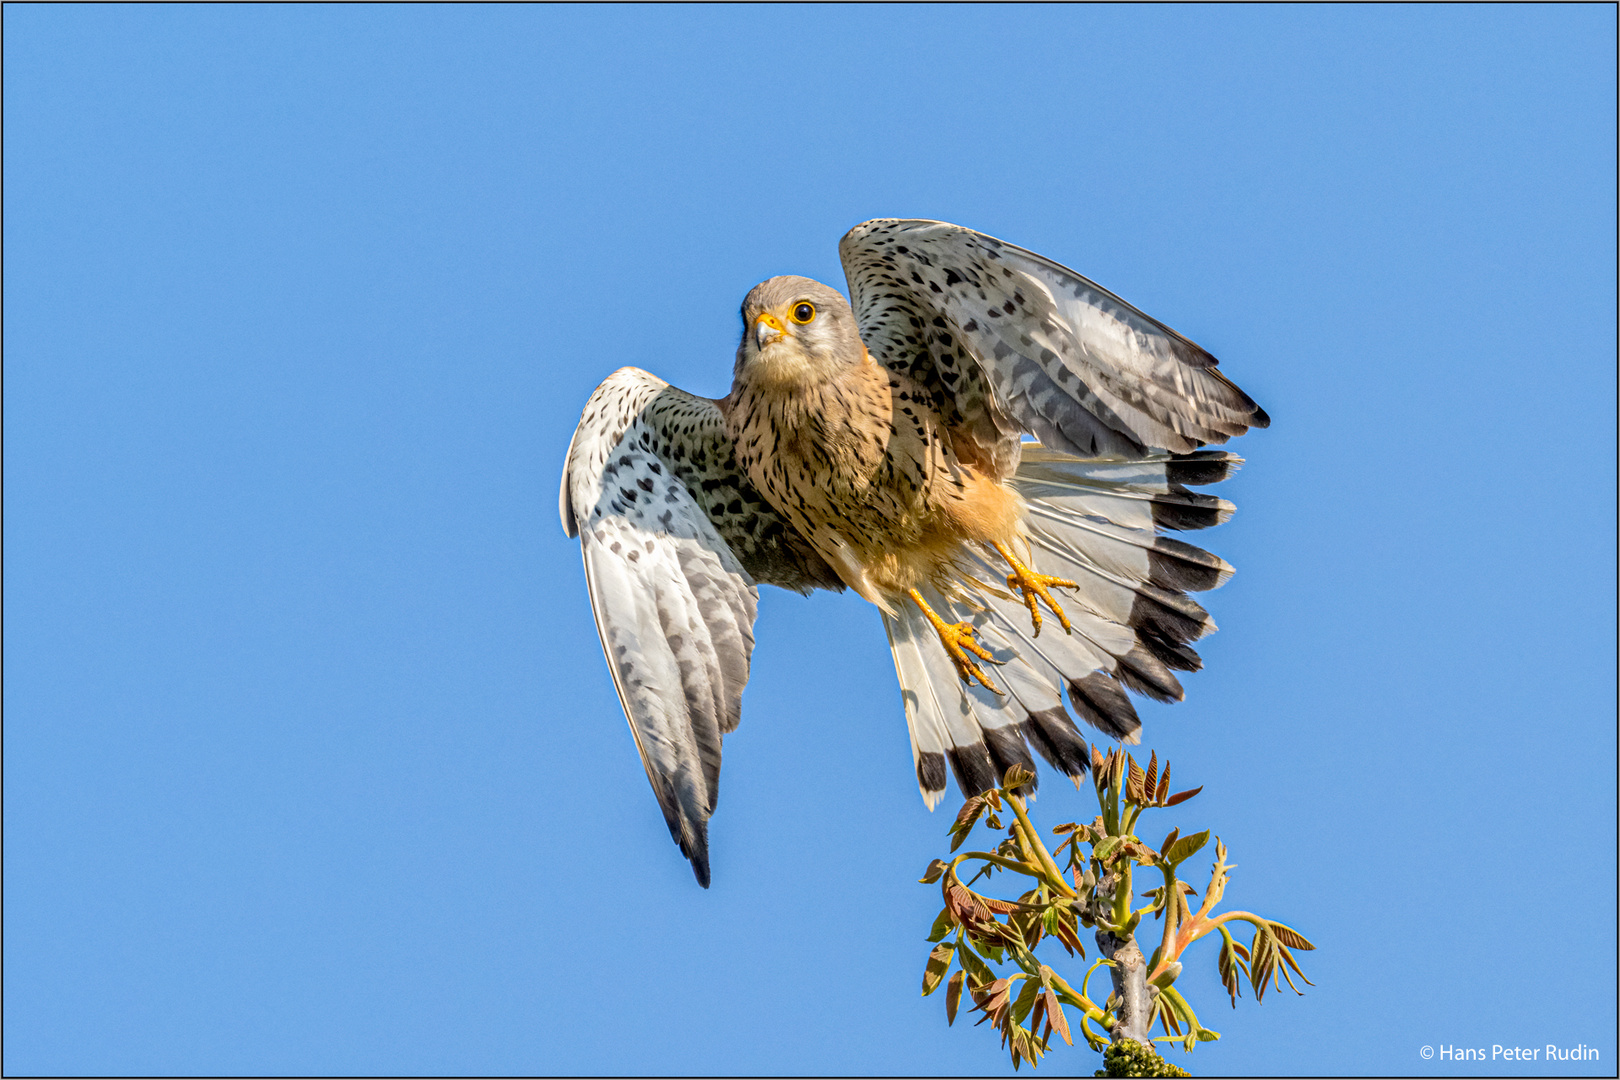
{"left": 1020, "top": 501, "right": 1234, "bottom": 593}
{"left": 972, "top": 541, "right": 1187, "bottom": 706}
{"left": 882, "top": 609, "right": 951, "bottom": 808}
{"left": 1138, "top": 630, "right": 1204, "bottom": 673}
{"left": 882, "top": 444, "right": 1244, "bottom": 806}
{"left": 1027, "top": 517, "right": 1218, "bottom": 637}
{"left": 970, "top": 575, "right": 1148, "bottom": 740}
{"left": 1012, "top": 447, "right": 1241, "bottom": 534}
{"left": 1067, "top": 671, "right": 1143, "bottom": 743}
{"left": 911, "top": 585, "right": 1023, "bottom": 797}
{"left": 883, "top": 585, "right": 1092, "bottom": 800}
{"left": 1021, "top": 706, "right": 1093, "bottom": 777}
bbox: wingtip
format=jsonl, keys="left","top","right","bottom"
{"left": 679, "top": 821, "right": 713, "bottom": 889}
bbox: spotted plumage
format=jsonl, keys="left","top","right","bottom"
{"left": 561, "top": 220, "right": 1268, "bottom": 886}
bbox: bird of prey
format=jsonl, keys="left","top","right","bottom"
{"left": 560, "top": 220, "right": 1267, "bottom": 887}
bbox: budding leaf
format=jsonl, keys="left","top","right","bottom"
{"left": 945, "top": 970, "right": 965, "bottom": 1025}
{"left": 957, "top": 942, "right": 996, "bottom": 988}
{"left": 1053, "top": 912, "right": 1085, "bottom": 957}
{"left": 1165, "top": 829, "right": 1211, "bottom": 867}
{"left": 1268, "top": 921, "right": 1316, "bottom": 951}
{"left": 1045, "top": 987, "right": 1072, "bottom": 1045}
{"left": 918, "top": 859, "right": 948, "bottom": 884}
{"left": 922, "top": 941, "right": 956, "bottom": 996}
{"left": 1126, "top": 755, "right": 1146, "bottom": 802}
{"left": 1002, "top": 764, "right": 1035, "bottom": 792}
{"left": 1011, "top": 976, "right": 1041, "bottom": 1025}
{"left": 949, "top": 797, "right": 988, "bottom": 852}
{"left": 1250, "top": 926, "right": 1277, "bottom": 1003}
{"left": 1157, "top": 992, "right": 1184, "bottom": 1035}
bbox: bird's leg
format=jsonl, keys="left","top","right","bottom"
{"left": 994, "top": 540, "right": 1076, "bottom": 637}
{"left": 906, "top": 588, "right": 1002, "bottom": 694}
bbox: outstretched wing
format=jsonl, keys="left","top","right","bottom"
{"left": 560, "top": 367, "right": 839, "bottom": 887}
{"left": 845, "top": 221, "right": 1268, "bottom": 798}
{"left": 839, "top": 219, "right": 1268, "bottom": 469}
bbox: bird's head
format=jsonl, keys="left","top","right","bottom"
{"left": 733, "top": 276, "right": 865, "bottom": 388}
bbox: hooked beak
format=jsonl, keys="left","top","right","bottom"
{"left": 754, "top": 312, "right": 786, "bottom": 349}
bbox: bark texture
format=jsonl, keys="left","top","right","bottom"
{"left": 1095, "top": 928, "right": 1154, "bottom": 1047}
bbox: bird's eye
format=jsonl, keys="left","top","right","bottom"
{"left": 790, "top": 302, "right": 816, "bottom": 324}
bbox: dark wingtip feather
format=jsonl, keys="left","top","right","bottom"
{"left": 679, "top": 824, "right": 712, "bottom": 889}
{"left": 1250, "top": 403, "right": 1271, "bottom": 428}
{"left": 1168, "top": 337, "right": 1219, "bottom": 369}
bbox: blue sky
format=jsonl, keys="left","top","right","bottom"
{"left": 5, "top": 6, "right": 1614, "bottom": 1076}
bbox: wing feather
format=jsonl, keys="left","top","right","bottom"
{"left": 839, "top": 219, "right": 1268, "bottom": 464}
{"left": 561, "top": 368, "right": 835, "bottom": 886}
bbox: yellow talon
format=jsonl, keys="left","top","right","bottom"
{"left": 994, "top": 541, "right": 1076, "bottom": 637}
{"left": 907, "top": 588, "right": 1003, "bottom": 694}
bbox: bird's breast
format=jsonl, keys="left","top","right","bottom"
{"left": 725, "top": 361, "right": 966, "bottom": 567}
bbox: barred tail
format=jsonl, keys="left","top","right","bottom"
{"left": 882, "top": 447, "right": 1242, "bottom": 804}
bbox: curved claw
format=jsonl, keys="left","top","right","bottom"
{"left": 995, "top": 541, "right": 1076, "bottom": 637}
{"left": 907, "top": 588, "right": 1004, "bottom": 694}
{"left": 941, "top": 619, "right": 1002, "bottom": 693}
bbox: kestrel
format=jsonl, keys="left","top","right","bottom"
{"left": 560, "top": 220, "right": 1268, "bottom": 886}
